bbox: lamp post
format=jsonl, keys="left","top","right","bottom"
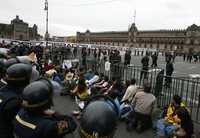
{"left": 44, "top": 0, "right": 48, "bottom": 47}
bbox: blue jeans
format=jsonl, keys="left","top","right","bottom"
{"left": 157, "top": 119, "right": 178, "bottom": 136}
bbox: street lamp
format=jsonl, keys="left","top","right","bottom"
{"left": 44, "top": 0, "right": 49, "bottom": 46}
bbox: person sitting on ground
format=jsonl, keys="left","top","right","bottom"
{"left": 120, "top": 79, "right": 138, "bottom": 118}
{"left": 124, "top": 80, "right": 131, "bottom": 90}
{"left": 93, "top": 76, "right": 109, "bottom": 89}
{"left": 84, "top": 69, "right": 93, "bottom": 81}
{"left": 72, "top": 78, "right": 89, "bottom": 100}
{"left": 60, "top": 68, "right": 76, "bottom": 96}
{"left": 72, "top": 78, "right": 90, "bottom": 116}
{"left": 87, "top": 71, "right": 100, "bottom": 86}
{"left": 173, "top": 107, "right": 193, "bottom": 138}
{"left": 156, "top": 95, "right": 186, "bottom": 137}
{"left": 52, "top": 68, "right": 63, "bottom": 84}
{"left": 91, "top": 76, "right": 109, "bottom": 95}
{"left": 121, "top": 78, "right": 138, "bottom": 104}
{"left": 105, "top": 77, "right": 124, "bottom": 100}
{"left": 65, "top": 68, "right": 74, "bottom": 81}
{"left": 127, "top": 82, "right": 156, "bottom": 132}
{"left": 44, "top": 59, "right": 54, "bottom": 72}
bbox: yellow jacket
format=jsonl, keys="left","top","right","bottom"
{"left": 73, "top": 86, "right": 89, "bottom": 100}
{"left": 164, "top": 103, "right": 185, "bottom": 124}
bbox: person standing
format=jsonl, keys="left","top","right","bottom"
{"left": 140, "top": 54, "right": 149, "bottom": 81}
{"left": 82, "top": 48, "right": 87, "bottom": 69}
{"left": 151, "top": 53, "right": 158, "bottom": 68}
{"left": 183, "top": 53, "right": 186, "bottom": 62}
{"left": 165, "top": 58, "right": 174, "bottom": 88}
{"left": 124, "top": 50, "right": 131, "bottom": 66}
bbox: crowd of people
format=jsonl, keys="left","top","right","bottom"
{"left": 0, "top": 41, "right": 198, "bottom": 138}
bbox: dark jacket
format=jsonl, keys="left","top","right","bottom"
{"left": 0, "top": 85, "right": 23, "bottom": 138}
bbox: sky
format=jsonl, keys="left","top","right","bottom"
{"left": 0, "top": 0, "right": 199, "bottom": 37}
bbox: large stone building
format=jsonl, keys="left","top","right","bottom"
{"left": 76, "top": 23, "right": 200, "bottom": 53}
{"left": 0, "top": 15, "right": 39, "bottom": 40}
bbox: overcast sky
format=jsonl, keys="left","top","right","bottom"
{"left": 0, "top": 0, "right": 199, "bottom": 36}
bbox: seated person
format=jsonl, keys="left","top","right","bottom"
{"left": 94, "top": 76, "right": 109, "bottom": 89}
{"left": 91, "top": 76, "right": 109, "bottom": 95}
{"left": 72, "top": 78, "right": 89, "bottom": 100}
{"left": 65, "top": 68, "right": 74, "bottom": 81}
{"left": 52, "top": 70, "right": 62, "bottom": 84}
{"left": 105, "top": 78, "right": 124, "bottom": 100}
{"left": 173, "top": 107, "right": 193, "bottom": 138}
{"left": 121, "top": 78, "right": 138, "bottom": 104}
{"left": 44, "top": 60, "right": 54, "bottom": 72}
{"left": 60, "top": 69, "right": 76, "bottom": 96}
{"left": 84, "top": 69, "right": 93, "bottom": 80}
{"left": 120, "top": 79, "right": 138, "bottom": 117}
{"left": 87, "top": 71, "right": 100, "bottom": 86}
{"left": 157, "top": 95, "right": 186, "bottom": 137}
{"left": 127, "top": 82, "right": 156, "bottom": 132}
{"left": 72, "top": 78, "right": 91, "bottom": 115}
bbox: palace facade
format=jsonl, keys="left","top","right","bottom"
{"left": 76, "top": 23, "right": 200, "bottom": 53}
{"left": 0, "top": 15, "right": 40, "bottom": 40}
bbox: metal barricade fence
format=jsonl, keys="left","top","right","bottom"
{"left": 86, "top": 60, "right": 200, "bottom": 124}
{"left": 158, "top": 76, "right": 200, "bottom": 124}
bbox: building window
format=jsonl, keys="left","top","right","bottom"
{"left": 150, "top": 44, "right": 153, "bottom": 48}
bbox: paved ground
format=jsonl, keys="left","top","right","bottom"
{"left": 53, "top": 94, "right": 156, "bottom": 138}
{"left": 129, "top": 55, "right": 200, "bottom": 77}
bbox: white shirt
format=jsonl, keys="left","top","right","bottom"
{"left": 88, "top": 75, "right": 99, "bottom": 86}
{"left": 121, "top": 84, "right": 138, "bottom": 103}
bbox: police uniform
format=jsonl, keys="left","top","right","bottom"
{"left": 0, "top": 63, "right": 32, "bottom": 138}
{"left": 79, "top": 96, "right": 118, "bottom": 138}
{"left": 0, "top": 58, "right": 6, "bottom": 88}
{"left": 165, "top": 60, "right": 174, "bottom": 87}
{"left": 13, "top": 79, "right": 77, "bottom": 138}
{"left": 140, "top": 55, "right": 149, "bottom": 80}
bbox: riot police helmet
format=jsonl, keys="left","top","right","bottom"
{"left": 79, "top": 95, "right": 118, "bottom": 138}
{"left": 5, "top": 57, "right": 31, "bottom": 68}
{"left": 22, "top": 78, "right": 56, "bottom": 113}
{"left": 5, "top": 63, "right": 32, "bottom": 86}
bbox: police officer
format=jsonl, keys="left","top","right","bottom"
{"left": 4, "top": 57, "right": 40, "bottom": 83}
{"left": 151, "top": 53, "right": 158, "bottom": 68}
{"left": 124, "top": 50, "right": 131, "bottom": 66}
{"left": 0, "top": 58, "right": 6, "bottom": 88}
{"left": 0, "top": 63, "right": 32, "bottom": 138}
{"left": 165, "top": 58, "right": 174, "bottom": 88}
{"left": 140, "top": 54, "right": 149, "bottom": 81}
{"left": 79, "top": 96, "right": 118, "bottom": 138}
{"left": 13, "top": 79, "right": 77, "bottom": 138}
